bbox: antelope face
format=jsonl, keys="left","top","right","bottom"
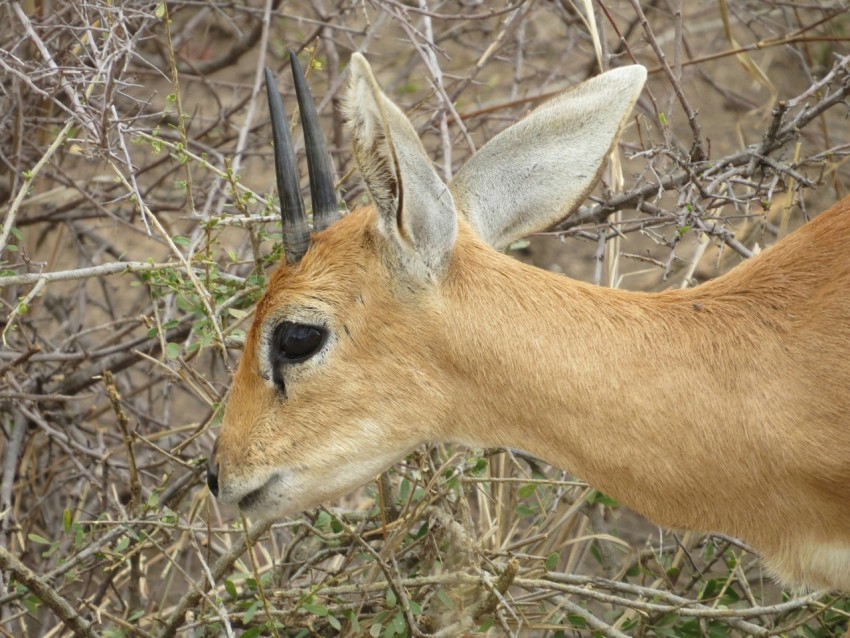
{"left": 208, "top": 210, "right": 451, "bottom": 519}
{"left": 207, "top": 51, "right": 645, "bottom": 519}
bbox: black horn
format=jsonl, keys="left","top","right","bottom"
{"left": 265, "top": 67, "right": 310, "bottom": 264}
{"left": 289, "top": 50, "right": 341, "bottom": 232}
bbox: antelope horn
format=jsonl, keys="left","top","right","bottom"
{"left": 289, "top": 50, "right": 341, "bottom": 232}
{"left": 265, "top": 67, "right": 310, "bottom": 264}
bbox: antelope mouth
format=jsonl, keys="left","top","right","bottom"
{"left": 237, "top": 487, "right": 264, "bottom": 511}
{"left": 236, "top": 472, "right": 285, "bottom": 513}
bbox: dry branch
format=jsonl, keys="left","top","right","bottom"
{"left": 1, "top": 1, "right": 848, "bottom": 636}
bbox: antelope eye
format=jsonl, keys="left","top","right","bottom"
{"left": 273, "top": 321, "right": 326, "bottom": 363}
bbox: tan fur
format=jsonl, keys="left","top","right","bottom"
{"left": 211, "top": 55, "right": 850, "bottom": 591}
{"left": 215, "top": 201, "right": 850, "bottom": 590}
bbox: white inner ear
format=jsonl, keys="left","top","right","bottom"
{"left": 449, "top": 65, "right": 647, "bottom": 250}
{"left": 346, "top": 53, "right": 457, "bottom": 280}
{"left": 345, "top": 55, "right": 402, "bottom": 226}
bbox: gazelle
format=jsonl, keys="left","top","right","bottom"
{"left": 207, "top": 51, "right": 850, "bottom": 591}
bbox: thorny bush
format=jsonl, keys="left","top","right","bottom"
{"left": 1, "top": 1, "right": 849, "bottom": 636}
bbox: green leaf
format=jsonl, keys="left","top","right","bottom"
{"left": 587, "top": 490, "right": 619, "bottom": 507}
{"left": 399, "top": 478, "right": 411, "bottom": 503}
{"left": 63, "top": 508, "right": 72, "bottom": 534}
{"left": 164, "top": 342, "right": 181, "bottom": 360}
{"left": 315, "top": 511, "right": 331, "bottom": 529}
{"left": 389, "top": 611, "right": 406, "bottom": 634}
{"left": 303, "top": 603, "right": 328, "bottom": 617}
{"left": 28, "top": 533, "right": 51, "bottom": 545}
{"left": 590, "top": 542, "right": 603, "bottom": 565}
{"left": 515, "top": 505, "right": 536, "bottom": 517}
{"left": 545, "top": 551, "right": 560, "bottom": 571}
{"left": 327, "top": 615, "right": 341, "bottom": 631}
{"left": 224, "top": 579, "right": 237, "bottom": 598}
{"left": 240, "top": 628, "right": 261, "bottom": 638}
{"left": 343, "top": 610, "right": 361, "bottom": 632}
{"left": 370, "top": 622, "right": 383, "bottom": 638}
{"left": 517, "top": 483, "right": 537, "bottom": 499}
{"left": 567, "top": 612, "right": 588, "bottom": 628}
{"left": 171, "top": 235, "right": 191, "bottom": 246}
{"left": 154, "top": 3, "right": 166, "bottom": 19}
{"left": 243, "top": 600, "right": 260, "bottom": 624}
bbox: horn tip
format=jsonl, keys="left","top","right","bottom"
{"left": 289, "top": 49, "right": 302, "bottom": 72}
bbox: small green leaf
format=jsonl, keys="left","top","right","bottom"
{"left": 479, "top": 618, "right": 496, "bottom": 631}
{"left": 224, "top": 579, "right": 237, "bottom": 598}
{"left": 315, "top": 511, "right": 331, "bottom": 529}
{"left": 165, "top": 342, "right": 181, "bottom": 360}
{"left": 243, "top": 600, "right": 260, "bottom": 623}
{"left": 28, "top": 533, "right": 51, "bottom": 545}
{"left": 303, "top": 603, "right": 328, "bottom": 617}
{"left": 398, "top": 478, "right": 411, "bottom": 503}
{"left": 389, "top": 611, "right": 406, "bottom": 634}
{"left": 545, "top": 551, "right": 560, "bottom": 571}
{"left": 659, "top": 111, "right": 669, "bottom": 125}
{"left": 568, "top": 612, "right": 588, "bottom": 628}
{"left": 154, "top": 3, "right": 166, "bottom": 18}
{"left": 327, "top": 615, "right": 341, "bottom": 631}
{"left": 517, "top": 483, "right": 537, "bottom": 499}
{"left": 63, "top": 509, "right": 72, "bottom": 534}
{"left": 370, "top": 622, "right": 383, "bottom": 638}
{"left": 343, "top": 610, "right": 361, "bottom": 632}
{"left": 385, "top": 588, "right": 396, "bottom": 607}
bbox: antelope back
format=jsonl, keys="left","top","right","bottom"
{"left": 208, "top": 53, "right": 646, "bottom": 518}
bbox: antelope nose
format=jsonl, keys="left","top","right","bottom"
{"left": 207, "top": 441, "right": 220, "bottom": 497}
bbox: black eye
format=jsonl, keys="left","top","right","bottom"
{"left": 273, "top": 322, "right": 325, "bottom": 364}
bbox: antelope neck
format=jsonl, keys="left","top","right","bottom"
{"left": 440, "top": 228, "right": 796, "bottom": 536}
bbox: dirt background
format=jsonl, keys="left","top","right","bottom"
{"left": 1, "top": 1, "right": 849, "bottom": 636}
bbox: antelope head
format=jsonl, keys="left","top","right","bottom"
{"left": 207, "top": 52, "right": 646, "bottom": 520}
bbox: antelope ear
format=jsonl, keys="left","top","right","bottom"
{"left": 449, "top": 66, "right": 646, "bottom": 250}
{"left": 346, "top": 53, "right": 457, "bottom": 281}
